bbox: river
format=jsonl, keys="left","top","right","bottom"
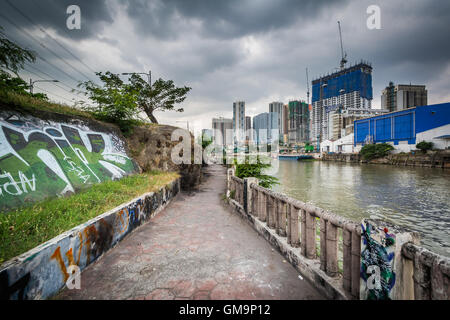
{"left": 270, "top": 160, "right": 450, "bottom": 257}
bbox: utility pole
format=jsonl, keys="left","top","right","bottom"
{"left": 29, "top": 79, "right": 59, "bottom": 95}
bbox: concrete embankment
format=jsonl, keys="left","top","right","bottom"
{"left": 321, "top": 150, "right": 450, "bottom": 168}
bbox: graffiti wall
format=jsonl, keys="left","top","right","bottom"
{"left": 360, "top": 219, "right": 396, "bottom": 300}
{"left": 0, "top": 113, "right": 139, "bottom": 211}
{"left": 0, "top": 179, "right": 179, "bottom": 300}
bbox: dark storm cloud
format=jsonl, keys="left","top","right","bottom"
{"left": 0, "top": 0, "right": 449, "bottom": 128}
{"left": 0, "top": 0, "right": 113, "bottom": 40}
{"left": 120, "top": 0, "right": 349, "bottom": 40}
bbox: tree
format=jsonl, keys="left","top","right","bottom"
{"left": 234, "top": 157, "right": 279, "bottom": 189}
{"left": 129, "top": 74, "right": 191, "bottom": 124}
{"left": 416, "top": 141, "right": 433, "bottom": 153}
{"left": 0, "top": 26, "right": 35, "bottom": 75}
{"left": 0, "top": 27, "right": 47, "bottom": 100}
{"left": 360, "top": 143, "right": 394, "bottom": 161}
{"left": 78, "top": 71, "right": 140, "bottom": 131}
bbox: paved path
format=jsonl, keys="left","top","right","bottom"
{"left": 56, "top": 165, "right": 324, "bottom": 300}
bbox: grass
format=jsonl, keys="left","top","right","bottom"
{"left": 0, "top": 91, "right": 95, "bottom": 119}
{"left": 0, "top": 171, "right": 179, "bottom": 264}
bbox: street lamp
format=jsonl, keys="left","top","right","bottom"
{"left": 29, "top": 79, "right": 59, "bottom": 94}
{"left": 121, "top": 71, "right": 151, "bottom": 86}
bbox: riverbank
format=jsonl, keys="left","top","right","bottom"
{"left": 321, "top": 150, "right": 450, "bottom": 168}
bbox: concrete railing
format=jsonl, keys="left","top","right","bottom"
{"left": 401, "top": 243, "right": 450, "bottom": 299}
{"left": 226, "top": 168, "right": 450, "bottom": 300}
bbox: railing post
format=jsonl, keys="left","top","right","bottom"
{"left": 326, "top": 220, "right": 338, "bottom": 277}
{"left": 320, "top": 215, "right": 327, "bottom": 272}
{"left": 351, "top": 226, "right": 361, "bottom": 299}
{"left": 301, "top": 208, "right": 307, "bottom": 256}
{"left": 413, "top": 248, "right": 431, "bottom": 300}
{"left": 343, "top": 226, "right": 352, "bottom": 293}
{"left": 259, "top": 191, "right": 267, "bottom": 222}
{"left": 305, "top": 205, "right": 316, "bottom": 259}
{"left": 227, "top": 168, "right": 235, "bottom": 197}
{"left": 267, "top": 195, "right": 275, "bottom": 229}
{"left": 244, "top": 178, "right": 258, "bottom": 215}
{"left": 289, "top": 205, "right": 300, "bottom": 247}
{"left": 278, "top": 200, "right": 287, "bottom": 237}
{"left": 274, "top": 197, "right": 280, "bottom": 234}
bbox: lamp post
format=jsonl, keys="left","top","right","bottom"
{"left": 29, "top": 79, "right": 59, "bottom": 94}
{"left": 121, "top": 71, "right": 151, "bottom": 87}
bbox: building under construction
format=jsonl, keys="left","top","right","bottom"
{"left": 311, "top": 61, "right": 388, "bottom": 142}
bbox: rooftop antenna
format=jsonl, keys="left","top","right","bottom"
{"left": 338, "top": 21, "right": 347, "bottom": 70}
{"left": 306, "top": 67, "right": 310, "bottom": 105}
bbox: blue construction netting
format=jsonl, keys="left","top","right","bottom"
{"left": 312, "top": 68, "right": 373, "bottom": 103}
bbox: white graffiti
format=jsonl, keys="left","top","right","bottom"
{"left": 0, "top": 171, "right": 36, "bottom": 196}
{"left": 0, "top": 115, "right": 134, "bottom": 199}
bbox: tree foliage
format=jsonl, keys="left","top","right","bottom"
{"left": 234, "top": 157, "right": 279, "bottom": 189}
{"left": 79, "top": 71, "right": 140, "bottom": 131}
{"left": 0, "top": 27, "right": 47, "bottom": 100}
{"left": 416, "top": 141, "right": 433, "bottom": 153}
{"left": 79, "top": 71, "right": 191, "bottom": 131}
{"left": 360, "top": 143, "right": 394, "bottom": 161}
{"left": 129, "top": 74, "right": 191, "bottom": 124}
{"left": 0, "top": 27, "right": 36, "bottom": 75}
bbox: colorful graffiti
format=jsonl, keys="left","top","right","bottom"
{"left": 0, "top": 181, "right": 179, "bottom": 300}
{"left": 0, "top": 114, "right": 138, "bottom": 211}
{"left": 360, "top": 220, "right": 396, "bottom": 300}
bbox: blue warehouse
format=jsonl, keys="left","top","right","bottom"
{"left": 354, "top": 102, "right": 450, "bottom": 152}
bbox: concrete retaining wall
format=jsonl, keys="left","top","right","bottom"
{"left": 0, "top": 178, "right": 180, "bottom": 300}
{"left": 322, "top": 150, "right": 450, "bottom": 168}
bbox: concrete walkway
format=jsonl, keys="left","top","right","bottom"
{"left": 56, "top": 165, "right": 324, "bottom": 300}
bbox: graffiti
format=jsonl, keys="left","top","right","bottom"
{"left": 0, "top": 114, "right": 137, "bottom": 211}
{"left": 360, "top": 221, "right": 396, "bottom": 300}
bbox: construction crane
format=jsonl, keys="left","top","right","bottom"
{"left": 338, "top": 21, "right": 348, "bottom": 70}
{"left": 306, "top": 67, "right": 310, "bottom": 105}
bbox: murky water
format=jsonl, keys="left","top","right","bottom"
{"left": 271, "top": 160, "right": 450, "bottom": 257}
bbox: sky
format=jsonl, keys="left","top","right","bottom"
{"left": 1, "top": 0, "right": 449, "bottom": 135}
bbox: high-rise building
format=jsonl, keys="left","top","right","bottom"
{"left": 253, "top": 113, "right": 269, "bottom": 145}
{"left": 233, "top": 101, "right": 245, "bottom": 144}
{"left": 245, "top": 116, "right": 252, "bottom": 142}
{"left": 288, "top": 100, "right": 310, "bottom": 145}
{"left": 283, "top": 104, "right": 289, "bottom": 144}
{"left": 381, "top": 82, "right": 428, "bottom": 112}
{"left": 212, "top": 117, "right": 233, "bottom": 146}
{"left": 311, "top": 62, "right": 374, "bottom": 142}
{"left": 269, "top": 102, "right": 285, "bottom": 143}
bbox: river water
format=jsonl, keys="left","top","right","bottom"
{"left": 270, "top": 160, "right": 450, "bottom": 257}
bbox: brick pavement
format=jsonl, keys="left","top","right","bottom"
{"left": 55, "top": 165, "right": 324, "bottom": 300}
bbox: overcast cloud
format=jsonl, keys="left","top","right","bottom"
{"left": 1, "top": 0, "right": 449, "bottom": 134}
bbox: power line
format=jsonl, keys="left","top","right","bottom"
{"left": 28, "top": 0, "right": 99, "bottom": 76}
{"left": 24, "top": 63, "right": 88, "bottom": 96}
{"left": 34, "top": 85, "right": 77, "bottom": 104}
{"left": 0, "top": 14, "right": 85, "bottom": 85}
{"left": 4, "top": 0, "right": 99, "bottom": 85}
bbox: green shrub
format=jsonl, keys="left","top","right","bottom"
{"left": 416, "top": 141, "right": 433, "bottom": 153}
{"left": 234, "top": 157, "right": 279, "bottom": 189}
{"left": 360, "top": 143, "right": 394, "bottom": 161}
